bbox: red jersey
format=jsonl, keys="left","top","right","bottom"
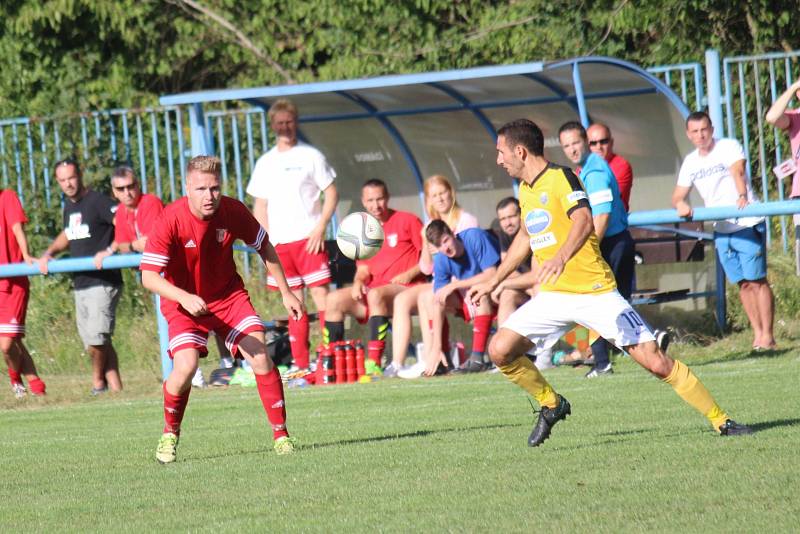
{"left": 0, "top": 190, "right": 29, "bottom": 291}
{"left": 358, "top": 209, "right": 424, "bottom": 286}
{"left": 140, "top": 196, "right": 267, "bottom": 315}
{"left": 114, "top": 193, "right": 164, "bottom": 243}
{"left": 607, "top": 153, "right": 633, "bottom": 212}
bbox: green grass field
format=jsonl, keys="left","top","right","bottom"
{"left": 2, "top": 346, "right": 798, "bottom": 532}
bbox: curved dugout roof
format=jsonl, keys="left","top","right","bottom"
{"left": 161, "top": 57, "right": 692, "bottom": 225}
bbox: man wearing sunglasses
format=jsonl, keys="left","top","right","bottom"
{"left": 102, "top": 166, "right": 165, "bottom": 258}
{"left": 587, "top": 123, "right": 633, "bottom": 212}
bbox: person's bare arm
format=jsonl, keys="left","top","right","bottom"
{"left": 307, "top": 183, "right": 338, "bottom": 254}
{"left": 142, "top": 270, "right": 209, "bottom": 316}
{"left": 535, "top": 206, "right": 594, "bottom": 286}
{"left": 593, "top": 213, "right": 610, "bottom": 241}
{"left": 10, "top": 222, "right": 33, "bottom": 263}
{"left": 252, "top": 197, "right": 269, "bottom": 233}
{"left": 766, "top": 79, "right": 800, "bottom": 130}
{"left": 671, "top": 184, "right": 693, "bottom": 218}
{"left": 258, "top": 240, "right": 304, "bottom": 320}
{"left": 729, "top": 159, "right": 750, "bottom": 209}
{"left": 37, "top": 230, "right": 69, "bottom": 274}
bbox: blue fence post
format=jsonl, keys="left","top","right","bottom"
{"left": 705, "top": 49, "right": 726, "bottom": 137}
{"left": 155, "top": 294, "right": 172, "bottom": 381}
{"left": 189, "top": 103, "right": 211, "bottom": 156}
{"left": 714, "top": 250, "right": 727, "bottom": 333}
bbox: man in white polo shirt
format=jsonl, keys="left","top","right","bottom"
{"left": 246, "top": 99, "right": 339, "bottom": 373}
{"left": 672, "top": 111, "right": 775, "bottom": 350}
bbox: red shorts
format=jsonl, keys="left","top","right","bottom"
{"left": 165, "top": 289, "right": 264, "bottom": 358}
{"left": 451, "top": 289, "right": 477, "bottom": 323}
{"left": 267, "top": 238, "right": 331, "bottom": 290}
{"left": 0, "top": 281, "right": 29, "bottom": 338}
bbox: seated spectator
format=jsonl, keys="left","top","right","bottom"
{"left": 489, "top": 197, "right": 536, "bottom": 325}
{"left": 323, "top": 179, "right": 425, "bottom": 370}
{"left": 419, "top": 220, "right": 500, "bottom": 376}
{"left": 586, "top": 123, "right": 634, "bottom": 212}
{"left": 392, "top": 174, "right": 479, "bottom": 378}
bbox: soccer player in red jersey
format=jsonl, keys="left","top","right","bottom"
{"left": 141, "top": 156, "right": 304, "bottom": 463}
{"left": 323, "top": 179, "right": 424, "bottom": 370}
{"left": 0, "top": 188, "right": 46, "bottom": 398}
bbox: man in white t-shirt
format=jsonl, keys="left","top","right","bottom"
{"left": 246, "top": 99, "right": 339, "bottom": 373}
{"left": 672, "top": 111, "right": 775, "bottom": 350}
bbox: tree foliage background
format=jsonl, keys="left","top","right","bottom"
{"left": 0, "top": 0, "right": 797, "bottom": 118}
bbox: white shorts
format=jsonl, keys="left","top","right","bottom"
{"left": 501, "top": 290, "right": 655, "bottom": 354}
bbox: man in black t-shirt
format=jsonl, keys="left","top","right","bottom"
{"left": 489, "top": 197, "right": 536, "bottom": 326}
{"left": 38, "top": 158, "right": 123, "bottom": 394}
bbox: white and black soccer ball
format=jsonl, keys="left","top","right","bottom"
{"left": 336, "top": 212, "right": 384, "bottom": 261}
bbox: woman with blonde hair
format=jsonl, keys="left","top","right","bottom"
{"left": 387, "top": 174, "right": 479, "bottom": 378}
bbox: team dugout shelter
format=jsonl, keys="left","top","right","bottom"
{"left": 161, "top": 56, "right": 713, "bottom": 315}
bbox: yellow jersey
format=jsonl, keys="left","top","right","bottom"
{"left": 519, "top": 163, "right": 616, "bottom": 294}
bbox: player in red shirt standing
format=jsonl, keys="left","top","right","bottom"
{"left": 0, "top": 189, "right": 46, "bottom": 398}
{"left": 141, "top": 156, "right": 303, "bottom": 463}
{"left": 323, "top": 179, "right": 424, "bottom": 370}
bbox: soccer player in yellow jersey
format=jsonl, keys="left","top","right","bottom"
{"left": 468, "top": 119, "right": 752, "bottom": 446}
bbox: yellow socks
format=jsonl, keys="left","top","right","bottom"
{"left": 663, "top": 360, "right": 729, "bottom": 430}
{"left": 498, "top": 356, "right": 558, "bottom": 408}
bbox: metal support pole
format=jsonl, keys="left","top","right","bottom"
{"left": 705, "top": 49, "right": 725, "bottom": 136}
{"left": 155, "top": 294, "right": 172, "bottom": 381}
{"left": 714, "top": 250, "right": 727, "bottom": 333}
{"left": 189, "top": 103, "right": 211, "bottom": 156}
{"left": 572, "top": 63, "right": 590, "bottom": 127}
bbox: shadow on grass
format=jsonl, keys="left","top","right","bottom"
{"left": 747, "top": 418, "right": 800, "bottom": 433}
{"left": 186, "top": 422, "right": 520, "bottom": 461}
{"left": 689, "top": 346, "right": 792, "bottom": 366}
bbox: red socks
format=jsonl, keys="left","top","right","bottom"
{"left": 8, "top": 367, "right": 22, "bottom": 385}
{"left": 28, "top": 377, "right": 46, "bottom": 395}
{"left": 366, "top": 340, "right": 385, "bottom": 366}
{"left": 288, "top": 314, "right": 310, "bottom": 369}
{"left": 255, "top": 369, "right": 289, "bottom": 440}
{"left": 162, "top": 381, "right": 191, "bottom": 435}
{"left": 471, "top": 315, "right": 493, "bottom": 355}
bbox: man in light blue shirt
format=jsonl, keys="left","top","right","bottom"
{"left": 559, "top": 121, "right": 636, "bottom": 378}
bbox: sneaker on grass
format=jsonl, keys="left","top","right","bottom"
{"left": 397, "top": 361, "right": 425, "bottom": 379}
{"left": 12, "top": 382, "right": 26, "bottom": 399}
{"left": 274, "top": 436, "right": 296, "bottom": 455}
{"left": 382, "top": 363, "right": 399, "bottom": 378}
{"left": 156, "top": 432, "right": 179, "bottom": 464}
{"left": 191, "top": 368, "right": 207, "bottom": 388}
{"left": 585, "top": 363, "right": 613, "bottom": 378}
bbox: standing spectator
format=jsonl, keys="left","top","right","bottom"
{"left": 586, "top": 123, "right": 634, "bottom": 211}
{"left": 421, "top": 222, "right": 500, "bottom": 376}
{"left": 324, "top": 179, "right": 424, "bottom": 372}
{"left": 672, "top": 111, "right": 776, "bottom": 350}
{"left": 141, "top": 156, "right": 303, "bottom": 463}
{"left": 392, "top": 174, "right": 479, "bottom": 378}
{"left": 98, "top": 166, "right": 207, "bottom": 388}
{"left": 560, "top": 121, "right": 635, "bottom": 378}
{"left": 246, "top": 99, "right": 338, "bottom": 374}
{"left": 1, "top": 188, "right": 46, "bottom": 398}
{"left": 765, "top": 78, "right": 800, "bottom": 199}
{"left": 38, "top": 158, "right": 123, "bottom": 395}
{"left": 468, "top": 118, "right": 751, "bottom": 447}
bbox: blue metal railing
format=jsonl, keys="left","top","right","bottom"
{"left": 3, "top": 201, "right": 800, "bottom": 378}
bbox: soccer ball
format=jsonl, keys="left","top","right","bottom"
{"left": 336, "top": 212, "right": 384, "bottom": 260}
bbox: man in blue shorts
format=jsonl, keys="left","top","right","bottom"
{"left": 672, "top": 111, "right": 775, "bottom": 350}
{"left": 421, "top": 220, "right": 500, "bottom": 375}
{"left": 559, "top": 121, "right": 636, "bottom": 377}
